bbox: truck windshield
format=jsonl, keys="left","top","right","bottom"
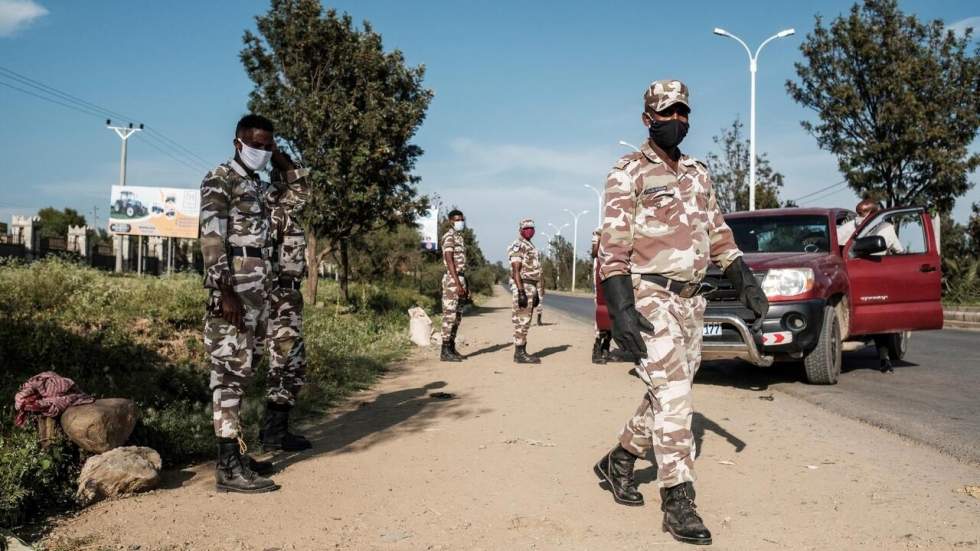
{"left": 726, "top": 215, "right": 831, "bottom": 253}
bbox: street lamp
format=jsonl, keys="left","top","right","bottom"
{"left": 584, "top": 184, "right": 603, "bottom": 229}
{"left": 713, "top": 27, "right": 795, "bottom": 211}
{"left": 564, "top": 208, "right": 589, "bottom": 293}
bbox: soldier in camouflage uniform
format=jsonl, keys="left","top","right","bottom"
{"left": 590, "top": 228, "right": 612, "bottom": 364}
{"left": 592, "top": 81, "right": 768, "bottom": 545}
{"left": 508, "top": 219, "right": 543, "bottom": 364}
{"left": 200, "top": 114, "right": 308, "bottom": 494}
{"left": 440, "top": 209, "right": 468, "bottom": 362}
{"left": 259, "top": 161, "right": 312, "bottom": 453}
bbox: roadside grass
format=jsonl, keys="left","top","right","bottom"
{"left": 0, "top": 257, "right": 431, "bottom": 534}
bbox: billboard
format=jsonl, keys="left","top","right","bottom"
{"left": 418, "top": 207, "right": 439, "bottom": 251}
{"left": 108, "top": 185, "right": 200, "bottom": 238}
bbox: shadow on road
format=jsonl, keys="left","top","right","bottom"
{"left": 465, "top": 342, "right": 511, "bottom": 358}
{"left": 533, "top": 344, "right": 571, "bottom": 358}
{"left": 274, "top": 379, "right": 483, "bottom": 470}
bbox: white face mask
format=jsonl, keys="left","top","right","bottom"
{"left": 453, "top": 221, "right": 465, "bottom": 231}
{"left": 237, "top": 139, "right": 272, "bottom": 172}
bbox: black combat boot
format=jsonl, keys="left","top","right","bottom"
{"left": 592, "top": 336, "right": 607, "bottom": 364}
{"left": 215, "top": 438, "right": 279, "bottom": 493}
{"left": 600, "top": 332, "right": 613, "bottom": 361}
{"left": 261, "top": 402, "right": 313, "bottom": 452}
{"left": 661, "top": 482, "right": 712, "bottom": 545}
{"left": 514, "top": 344, "right": 541, "bottom": 364}
{"left": 245, "top": 455, "right": 274, "bottom": 475}
{"left": 537, "top": 313, "right": 543, "bottom": 326}
{"left": 448, "top": 326, "right": 465, "bottom": 359}
{"left": 593, "top": 444, "right": 644, "bottom": 506}
{"left": 441, "top": 342, "right": 463, "bottom": 362}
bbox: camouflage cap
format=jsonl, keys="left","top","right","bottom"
{"left": 643, "top": 80, "right": 690, "bottom": 115}
{"left": 519, "top": 218, "right": 535, "bottom": 229}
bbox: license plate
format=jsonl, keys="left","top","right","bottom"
{"left": 702, "top": 323, "right": 722, "bottom": 337}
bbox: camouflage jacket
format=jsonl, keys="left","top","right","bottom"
{"left": 508, "top": 237, "right": 542, "bottom": 282}
{"left": 442, "top": 228, "right": 467, "bottom": 272}
{"left": 199, "top": 159, "right": 305, "bottom": 290}
{"left": 267, "top": 170, "right": 311, "bottom": 282}
{"left": 598, "top": 140, "right": 741, "bottom": 283}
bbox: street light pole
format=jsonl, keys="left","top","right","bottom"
{"left": 713, "top": 27, "right": 795, "bottom": 211}
{"left": 107, "top": 120, "right": 143, "bottom": 273}
{"left": 584, "top": 184, "right": 603, "bottom": 229}
{"left": 564, "top": 209, "right": 589, "bottom": 293}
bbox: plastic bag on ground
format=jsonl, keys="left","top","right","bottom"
{"left": 408, "top": 307, "right": 433, "bottom": 347}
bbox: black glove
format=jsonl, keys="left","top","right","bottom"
{"left": 600, "top": 275, "right": 655, "bottom": 360}
{"left": 532, "top": 291, "right": 540, "bottom": 308}
{"left": 724, "top": 257, "right": 769, "bottom": 321}
{"left": 517, "top": 289, "right": 528, "bottom": 308}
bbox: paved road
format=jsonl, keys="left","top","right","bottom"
{"left": 544, "top": 292, "right": 980, "bottom": 465}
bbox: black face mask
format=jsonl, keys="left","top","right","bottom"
{"left": 648, "top": 119, "right": 689, "bottom": 151}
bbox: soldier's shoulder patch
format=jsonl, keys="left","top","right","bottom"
{"left": 614, "top": 152, "right": 642, "bottom": 171}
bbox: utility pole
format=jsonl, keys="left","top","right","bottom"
{"left": 107, "top": 120, "right": 143, "bottom": 273}
{"left": 584, "top": 184, "right": 604, "bottom": 230}
{"left": 564, "top": 209, "right": 589, "bottom": 293}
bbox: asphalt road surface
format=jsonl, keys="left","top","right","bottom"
{"left": 543, "top": 291, "right": 980, "bottom": 465}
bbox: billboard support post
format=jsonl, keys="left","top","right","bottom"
{"left": 107, "top": 121, "right": 143, "bottom": 274}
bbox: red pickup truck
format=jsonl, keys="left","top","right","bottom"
{"left": 596, "top": 206, "right": 943, "bottom": 384}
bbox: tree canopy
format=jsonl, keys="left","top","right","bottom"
{"left": 241, "top": 0, "right": 433, "bottom": 301}
{"left": 786, "top": 0, "right": 980, "bottom": 212}
{"left": 704, "top": 117, "right": 786, "bottom": 212}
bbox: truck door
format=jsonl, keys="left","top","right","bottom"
{"left": 844, "top": 207, "right": 943, "bottom": 335}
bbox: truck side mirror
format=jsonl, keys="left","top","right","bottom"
{"left": 852, "top": 235, "right": 886, "bottom": 256}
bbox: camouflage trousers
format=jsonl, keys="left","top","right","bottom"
{"left": 265, "top": 285, "right": 306, "bottom": 406}
{"left": 205, "top": 257, "right": 270, "bottom": 439}
{"left": 511, "top": 281, "right": 538, "bottom": 345}
{"left": 619, "top": 275, "right": 705, "bottom": 488}
{"left": 441, "top": 273, "right": 466, "bottom": 340}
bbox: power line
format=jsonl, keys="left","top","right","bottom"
{"left": 799, "top": 185, "right": 854, "bottom": 206}
{"left": 0, "top": 66, "right": 212, "bottom": 173}
{"left": 787, "top": 179, "right": 849, "bottom": 202}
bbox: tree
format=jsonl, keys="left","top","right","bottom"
{"left": 36, "top": 207, "right": 86, "bottom": 240}
{"left": 704, "top": 117, "right": 786, "bottom": 212}
{"left": 786, "top": 0, "right": 980, "bottom": 213}
{"left": 241, "top": 0, "right": 433, "bottom": 303}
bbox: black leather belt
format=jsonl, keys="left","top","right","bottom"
{"left": 640, "top": 274, "right": 715, "bottom": 299}
{"left": 230, "top": 246, "right": 264, "bottom": 259}
{"left": 278, "top": 277, "right": 301, "bottom": 291}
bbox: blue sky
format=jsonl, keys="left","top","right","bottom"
{"left": 0, "top": 0, "right": 977, "bottom": 263}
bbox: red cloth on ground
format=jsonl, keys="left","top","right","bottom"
{"left": 13, "top": 371, "right": 95, "bottom": 427}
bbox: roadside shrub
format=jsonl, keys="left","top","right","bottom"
{"left": 0, "top": 431, "right": 78, "bottom": 528}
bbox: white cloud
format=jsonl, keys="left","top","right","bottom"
{"left": 945, "top": 16, "right": 980, "bottom": 39}
{"left": 0, "top": 0, "right": 47, "bottom": 37}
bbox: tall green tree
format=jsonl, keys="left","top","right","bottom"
{"left": 241, "top": 0, "right": 433, "bottom": 302}
{"left": 36, "top": 207, "right": 86, "bottom": 240}
{"left": 704, "top": 117, "right": 786, "bottom": 212}
{"left": 786, "top": 0, "right": 980, "bottom": 212}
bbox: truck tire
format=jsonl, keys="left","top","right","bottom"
{"left": 803, "top": 305, "right": 842, "bottom": 384}
{"left": 126, "top": 206, "right": 134, "bottom": 217}
{"left": 875, "top": 331, "right": 910, "bottom": 361}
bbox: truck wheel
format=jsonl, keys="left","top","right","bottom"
{"left": 876, "top": 331, "right": 910, "bottom": 361}
{"left": 803, "top": 305, "right": 842, "bottom": 385}
{"left": 126, "top": 206, "right": 134, "bottom": 217}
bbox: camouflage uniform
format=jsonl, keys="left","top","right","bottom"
{"left": 441, "top": 227, "right": 467, "bottom": 342}
{"left": 200, "top": 159, "right": 304, "bottom": 439}
{"left": 508, "top": 219, "right": 543, "bottom": 346}
{"left": 598, "top": 81, "right": 742, "bottom": 489}
{"left": 265, "top": 172, "right": 310, "bottom": 407}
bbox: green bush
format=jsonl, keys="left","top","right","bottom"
{"left": 0, "top": 258, "right": 424, "bottom": 529}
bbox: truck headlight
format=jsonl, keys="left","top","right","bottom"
{"left": 762, "top": 268, "right": 814, "bottom": 298}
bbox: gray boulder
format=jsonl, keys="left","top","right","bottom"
{"left": 76, "top": 446, "right": 162, "bottom": 506}
{"left": 61, "top": 398, "right": 137, "bottom": 453}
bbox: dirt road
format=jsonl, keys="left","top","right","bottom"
{"left": 48, "top": 289, "right": 980, "bottom": 550}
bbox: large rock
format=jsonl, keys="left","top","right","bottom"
{"left": 61, "top": 398, "right": 137, "bottom": 453}
{"left": 76, "top": 446, "right": 161, "bottom": 506}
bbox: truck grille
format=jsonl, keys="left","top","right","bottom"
{"left": 702, "top": 267, "right": 766, "bottom": 343}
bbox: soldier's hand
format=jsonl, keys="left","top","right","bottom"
{"left": 219, "top": 287, "right": 246, "bottom": 331}
{"left": 271, "top": 148, "right": 294, "bottom": 172}
{"left": 459, "top": 287, "right": 470, "bottom": 301}
{"left": 742, "top": 285, "right": 769, "bottom": 320}
{"left": 610, "top": 308, "right": 655, "bottom": 360}
{"left": 517, "top": 290, "right": 528, "bottom": 309}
